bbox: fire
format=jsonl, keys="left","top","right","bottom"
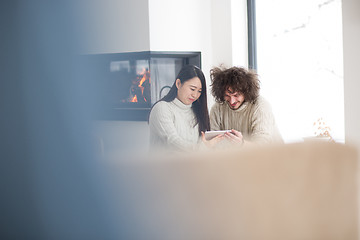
{"left": 129, "top": 68, "right": 150, "bottom": 103}
{"left": 130, "top": 95, "right": 137, "bottom": 102}
{"left": 139, "top": 73, "right": 146, "bottom": 88}
{"left": 138, "top": 74, "right": 146, "bottom": 97}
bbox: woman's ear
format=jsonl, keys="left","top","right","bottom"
{"left": 175, "top": 79, "right": 181, "bottom": 89}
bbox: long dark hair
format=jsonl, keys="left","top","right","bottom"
{"left": 150, "top": 65, "right": 210, "bottom": 135}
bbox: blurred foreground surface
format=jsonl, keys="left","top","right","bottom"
{"left": 105, "top": 142, "right": 358, "bottom": 240}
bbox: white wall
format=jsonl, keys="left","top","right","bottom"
{"left": 342, "top": 0, "right": 360, "bottom": 150}
{"left": 211, "top": 0, "right": 248, "bottom": 68}
{"left": 149, "top": 0, "right": 248, "bottom": 108}
{"left": 149, "top": 0, "right": 213, "bottom": 106}
{"left": 231, "top": 0, "right": 248, "bottom": 67}
{"left": 79, "top": 0, "right": 150, "bottom": 54}
{"left": 211, "top": 0, "right": 233, "bottom": 68}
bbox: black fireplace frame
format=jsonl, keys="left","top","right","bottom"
{"left": 89, "top": 51, "right": 201, "bottom": 121}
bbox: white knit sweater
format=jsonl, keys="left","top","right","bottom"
{"left": 149, "top": 98, "right": 200, "bottom": 151}
{"left": 210, "top": 96, "right": 283, "bottom": 144}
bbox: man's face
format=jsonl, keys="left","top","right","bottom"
{"left": 224, "top": 87, "right": 245, "bottom": 110}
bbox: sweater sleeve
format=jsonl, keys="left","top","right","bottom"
{"left": 249, "top": 98, "right": 278, "bottom": 143}
{"left": 210, "top": 103, "right": 222, "bottom": 131}
{"left": 149, "top": 102, "right": 196, "bottom": 151}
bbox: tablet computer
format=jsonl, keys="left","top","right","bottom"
{"left": 204, "top": 130, "right": 231, "bottom": 140}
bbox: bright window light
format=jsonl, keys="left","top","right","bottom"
{"left": 256, "top": 0, "right": 344, "bottom": 143}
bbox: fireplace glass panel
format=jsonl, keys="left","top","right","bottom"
{"left": 109, "top": 59, "right": 151, "bottom": 106}
{"left": 150, "top": 57, "right": 184, "bottom": 104}
{"left": 87, "top": 51, "right": 201, "bottom": 121}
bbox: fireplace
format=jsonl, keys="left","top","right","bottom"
{"left": 87, "top": 51, "right": 201, "bottom": 121}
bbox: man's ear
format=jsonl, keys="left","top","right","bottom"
{"left": 175, "top": 79, "right": 181, "bottom": 89}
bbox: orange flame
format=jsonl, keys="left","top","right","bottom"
{"left": 130, "top": 95, "right": 138, "bottom": 102}
{"left": 130, "top": 68, "right": 150, "bottom": 103}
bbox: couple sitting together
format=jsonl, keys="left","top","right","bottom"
{"left": 148, "top": 65, "right": 283, "bottom": 152}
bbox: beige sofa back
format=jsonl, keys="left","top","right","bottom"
{"left": 108, "top": 142, "right": 358, "bottom": 240}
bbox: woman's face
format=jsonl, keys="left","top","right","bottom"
{"left": 176, "top": 77, "right": 202, "bottom": 105}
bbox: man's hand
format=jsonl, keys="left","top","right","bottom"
{"left": 201, "top": 131, "right": 224, "bottom": 148}
{"left": 224, "top": 129, "right": 244, "bottom": 145}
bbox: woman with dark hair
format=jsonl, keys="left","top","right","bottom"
{"left": 149, "top": 65, "right": 221, "bottom": 151}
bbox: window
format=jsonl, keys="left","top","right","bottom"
{"left": 252, "top": 0, "right": 344, "bottom": 142}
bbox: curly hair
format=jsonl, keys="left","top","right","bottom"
{"left": 210, "top": 66, "right": 260, "bottom": 103}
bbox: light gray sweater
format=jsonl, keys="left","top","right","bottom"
{"left": 149, "top": 98, "right": 200, "bottom": 151}
{"left": 210, "top": 96, "right": 283, "bottom": 144}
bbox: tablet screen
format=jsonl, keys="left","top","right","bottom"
{"left": 204, "top": 130, "right": 231, "bottom": 140}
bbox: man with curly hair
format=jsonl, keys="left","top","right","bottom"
{"left": 209, "top": 66, "right": 283, "bottom": 146}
